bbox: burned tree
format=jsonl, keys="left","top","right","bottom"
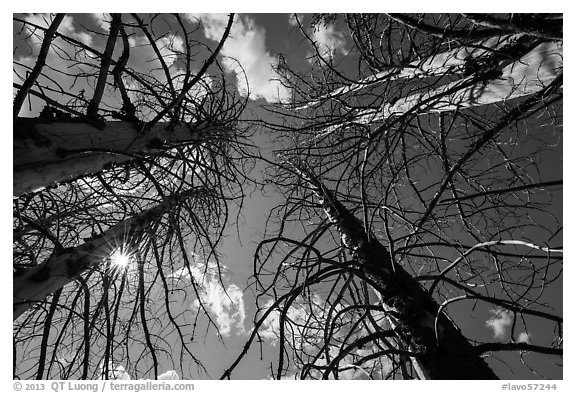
{"left": 13, "top": 13, "right": 251, "bottom": 379}
{"left": 13, "top": 13, "right": 241, "bottom": 196}
{"left": 223, "top": 14, "right": 563, "bottom": 379}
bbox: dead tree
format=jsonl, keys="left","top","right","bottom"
{"left": 13, "top": 13, "right": 240, "bottom": 196}
{"left": 14, "top": 186, "right": 210, "bottom": 320}
{"left": 13, "top": 13, "right": 251, "bottom": 380}
{"left": 223, "top": 13, "right": 563, "bottom": 380}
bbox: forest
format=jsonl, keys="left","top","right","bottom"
{"left": 13, "top": 13, "right": 562, "bottom": 380}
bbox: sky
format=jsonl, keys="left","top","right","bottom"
{"left": 9, "top": 9, "right": 567, "bottom": 383}
{"left": 11, "top": 11, "right": 362, "bottom": 380}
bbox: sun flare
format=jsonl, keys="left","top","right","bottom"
{"left": 110, "top": 249, "right": 133, "bottom": 269}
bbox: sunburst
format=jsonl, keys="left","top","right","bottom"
{"left": 109, "top": 246, "right": 134, "bottom": 270}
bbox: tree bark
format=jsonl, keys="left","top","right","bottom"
{"left": 14, "top": 120, "right": 229, "bottom": 196}
{"left": 293, "top": 164, "right": 499, "bottom": 379}
{"left": 378, "top": 41, "right": 562, "bottom": 118}
{"left": 296, "top": 33, "right": 528, "bottom": 111}
{"left": 314, "top": 37, "right": 562, "bottom": 136}
{"left": 13, "top": 187, "right": 202, "bottom": 321}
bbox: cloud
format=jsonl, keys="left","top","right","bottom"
{"left": 486, "top": 307, "right": 513, "bottom": 339}
{"left": 186, "top": 13, "right": 290, "bottom": 103}
{"left": 205, "top": 283, "right": 246, "bottom": 336}
{"left": 90, "top": 14, "right": 184, "bottom": 73}
{"left": 288, "top": 14, "right": 301, "bottom": 27}
{"left": 157, "top": 370, "right": 180, "bottom": 380}
{"left": 22, "top": 14, "right": 93, "bottom": 47}
{"left": 59, "top": 15, "right": 93, "bottom": 46}
{"left": 169, "top": 260, "right": 246, "bottom": 337}
{"left": 128, "top": 34, "right": 184, "bottom": 69}
{"left": 517, "top": 332, "right": 531, "bottom": 343}
{"left": 310, "top": 24, "right": 348, "bottom": 61}
{"left": 98, "top": 362, "right": 131, "bottom": 380}
{"left": 259, "top": 294, "right": 394, "bottom": 379}
{"left": 260, "top": 296, "right": 390, "bottom": 348}
{"left": 259, "top": 293, "right": 326, "bottom": 347}
{"left": 14, "top": 14, "right": 97, "bottom": 116}
{"left": 98, "top": 361, "right": 180, "bottom": 380}
{"left": 91, "top": 13, "right": 112, "bottom": 31}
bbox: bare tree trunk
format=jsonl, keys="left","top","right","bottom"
{"left": 295, "top": 33, "right": 531, "bottom": 111}
{"left": 14, "top": 120, "right": 229, "bottom": 196}
{"left": 292, "top": 164, "right": 499, "bottom": 379}
{"left": 309, "top": 37, "right": 562, "bottom": 136}
{"left": 13, "top": 187, "right": 203, "bottom": 321}
{"left": 377, "top": 41, "right": 562, "bottom": 118}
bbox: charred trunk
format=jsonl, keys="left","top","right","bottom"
{"left": 293, "top": 164, "right": 498, "bottom": 379}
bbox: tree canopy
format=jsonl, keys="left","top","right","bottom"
{"left": 13, "top": 13, "right": 562, "bottom": 381}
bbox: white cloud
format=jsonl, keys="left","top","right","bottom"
{"left": 260, "top": 294, "right": 394, "bottom": 380}
{"left": 486, "top": 307, "right": 513, "bottom": 339}
{"left": 98, "top": 362, "right": 131, "bottom": 380}
{"left": 59, "top": 15, "right": 93, "bottom": 46}
{"left": 97, "top": 362, "right": 180, "bottom": 380}
{"left": 288, "top": 14, "right": 301, "bottom": 27}
{"left": 157, "top": 370, "right": 180, "bottom": 380}
{"left": 126, "top": 36, "right": 178, "bottom": 81}
{"left": 169, "top": 260, "right": 246, "bottom": 336}
{"left": 206, "top": 283, "right": 246, "bottom": 336}
{"left": 115, "top": 32, "right": 188, "bottom": 121}
{"left": 310, "top": 24, "right": 348, "bottom": 61}
{"left": 90, "top": 15, "right": 184, "bottom": 72}
{"left": 14, "top": 15, "right": 96, "bottom": 117}
{"left": 23, "top": 14, "right": 93, "bottom": 47}
{"left": 91, "top": 13, "right": 112, "bottom": 31}
{"left": 259, "top": 293, "right": 326, "bottom": 347}
{"left": 517, "top": 332, "right": 531, "bottom": 343}
{"left": 128, "top": 34, "right": 184, "bottom": 68}
{"left": 186, "top": 13, "right": 290, "bottom": 103}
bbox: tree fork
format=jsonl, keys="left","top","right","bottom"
{"left": 292, "top": 163, "right": 499, "bottom": 379}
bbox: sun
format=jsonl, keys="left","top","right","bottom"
{"left": 110, "top": 248, "right": 133, "bottom": 270}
